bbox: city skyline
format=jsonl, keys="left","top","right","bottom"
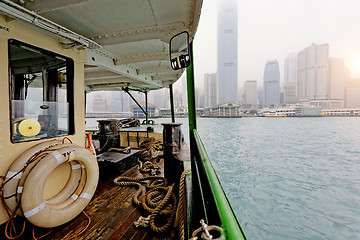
{"left": 191, "top": 0, "right": 360, "bottom": 91}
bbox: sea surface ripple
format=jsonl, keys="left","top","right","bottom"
{"left": 196, "top": 117, "right": 360, "bottom": 240}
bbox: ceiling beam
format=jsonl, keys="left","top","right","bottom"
{"left": 84, "top": 70, "right": 123, "bottom": 80}
{"left": 152, "top": 73, "right": 182, "bottom": 81}
{"left": 90, "top": 23, "right": 186, "bottom": 46}
{"left": 24, "top": 0, "right": 90, "bottom": 13}
{"left": 137, "top": 65, "right": 173, "bottom": 75}
{"left": 85, "top": 77, "right": 134, "bottom": 86}
{"left": 115, "top": 52, "right": 169, "bottom": 65}
{"left": 87, "top": 49, "right": 162, "bottom": 88}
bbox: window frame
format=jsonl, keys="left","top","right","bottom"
{"left": 8, "top": 39, "right": 75, "bottom": 143}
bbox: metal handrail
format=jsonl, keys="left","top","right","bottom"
{"left": 192, "top": 129, "right": 246, "bottom": 240}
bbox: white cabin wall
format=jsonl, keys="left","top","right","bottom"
{"left": 0, "top": 15, "right": 87, "bottom": 225}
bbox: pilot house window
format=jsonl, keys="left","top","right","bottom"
{"left": 9, "top": 39, "right": 74, "bottom": 143}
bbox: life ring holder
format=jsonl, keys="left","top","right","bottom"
{"left": 21, "top": 145, "right": 99, "bottom": 228}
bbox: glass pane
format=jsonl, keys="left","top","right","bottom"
{"left": 9, "top": 40, "right": 74, "bottom": 143}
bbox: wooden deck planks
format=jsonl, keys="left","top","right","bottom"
{"left": 0, "top": 159, "right": 172, "bottom": 240}
{"left": 47, "top": 159, "right": 170, "bottom": 240}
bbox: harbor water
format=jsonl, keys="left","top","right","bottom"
{"left": 86, "top": 117, "right": 360, "bottom": 240}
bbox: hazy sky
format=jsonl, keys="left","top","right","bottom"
{"left": 180, "top": 0, "right": 360, "bottom": 92}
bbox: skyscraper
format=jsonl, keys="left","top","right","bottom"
{"left": 297, "top": 43, "right": 329, "bottom": 101}
{"left": 204, "top": 73, "right": 217, "bottom": 107}
{"left": 244, "top": 80, "right": 257, "bottom": 106}
{"left": 284, "top": 53, "right": 297, "bottom": 104}
{"left": 263, "top": 60, "right": 280, "bottom": 106}
{"left": 346, "top": 78, "right": 360, "bottom": 108}
{"left": 181, "top": 75, "right": 187, "bottom": 107}
{"left": 328, "top": 58, "right": 349, "bottom": 101}
{"left": 217, "top": 0, "right": 238, "bottom": 104}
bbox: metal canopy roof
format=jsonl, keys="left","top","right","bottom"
{"left": 1, "top": 0, "right": 202, "bottom": 92}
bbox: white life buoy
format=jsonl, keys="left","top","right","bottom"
{"left": 21, "top": 145, "right": 99, "bottom": 228}
{"left": 3, "top": 140, "right": 63, "bottom": 216}
{"left": 46, "top": 160, "right": 85, "bottom": 206}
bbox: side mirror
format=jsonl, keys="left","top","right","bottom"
{"left": 169, "top": 31, "right": 191, "bottom": 70}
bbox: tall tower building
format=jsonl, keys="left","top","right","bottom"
{"left": 217, "top": 0, "right": 238, "bottom": 104}
{"left": 284, "top": 52, "right": 297, "bottom": 104}
{"left": 181, "top": 75, "right": 187, "bottom": 107}
{"left": 150, "top": 88, "right": 166, "bottom": 108}
{"left": 204, "top": 73, "right": 217, "bottom": 107}
{"left": 263, "top": 60, "right": 280, "bottom": 106}
{"left": 328, "top": 58, "right": 349, "bottom": 101}
{"left": 297, "top": 43, "right": 329, "bottom": 101}
{"left": 244, "top": 80, "right": 257, "bottom": 106}
{"left": 346, "top": 78, "right": 360, "bottom": 108}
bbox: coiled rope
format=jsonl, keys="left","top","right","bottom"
{"left": 113, "top": 175, "right": 177, "bottom": 233}
{"left": 139, "top": 160, "right": 161, "bottom": 176}
{"left": 137, "top": 139, "right": 163, "bottom": 176}
{"left": 175, "top": 169, "right": 192, "bottom": 240}
{"left": 138, "top": 139, "right": 163, "bottom": 160}
{"left": 113, "top": 176, "right": 167, "bottom": 206}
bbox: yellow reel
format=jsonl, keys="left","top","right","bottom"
{"left": 18, "top": 119, "right": 41, "bottom": 137}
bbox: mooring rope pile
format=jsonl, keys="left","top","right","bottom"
{"left": 137, "top": 139, "right": 163, "bottom": 176}
{"left": 113, "top": 176, "right": 167, "bottom": 206}
{"left": 138, "top": 139, "right": 163, "bottom": 160}
{"left": 113, "top": 175, "right": 177, "bottom": 233}
{"left": 138, "top": 160, "right": 161, "bottom": 176}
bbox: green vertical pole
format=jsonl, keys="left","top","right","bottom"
{"left": 187, "top": 41, "right": 197, "bottom": 132}
{"left": 169, "top": 84, "right": 175, "bottom": 123}
{"left": 145, "top": 90, "right": 148, "bottom": 124}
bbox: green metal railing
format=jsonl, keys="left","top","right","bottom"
{"left": 190, "top": 130, "right": 247, "bottom": 240}
{"left": 186, "top": 41, "right": 246, "bottom": 240}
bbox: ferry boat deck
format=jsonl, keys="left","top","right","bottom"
{"left": 1, "top": 158, "right": 174, "bottom": 240}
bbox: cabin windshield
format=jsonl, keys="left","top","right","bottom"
{"left": 8, "top": 40, "right": 74, "bottom": 143}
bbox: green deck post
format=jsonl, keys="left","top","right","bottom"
{"left": 169, "top": 84, "right": 175, "bottom": 123}
{"left": 186, "top": 41, "right": 197, "bottom": 132}
{"left": 145, "top": 90, "right": 148, "bottom": 124}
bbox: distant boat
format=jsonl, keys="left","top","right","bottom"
{"left": 265, "top": 114, "right": 287, "bottom": 117}
{"left": 261, "top": 111, "right": 287, "bottom": 117}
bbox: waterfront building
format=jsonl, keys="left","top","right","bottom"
{"left": 328, "top": 57, "right": 350, "bottom": 107}
{"left": 284, "top": 52, "right": 297, "bottom": 83}
{"left": 284, "top": 52, "right": 297, "bottom": 104}
{"left": 132, "top": 103, "right": 160, "bottom": 117}
{"left": 112, "top": 91, "right": 131, "bottom": 112}
{"left": 202, "top": 101, "right": 241, "bottom": 117}
{"left": 244, "top": 80, "right": 257, "bottom": 107}
{"left": 87, "top": 91, "right": 112, "bottom": 112}
{"left": 257, "top": 88, "right": 264, "bottom": 106}
{"left": 263, "top": 60, "right": 280, "bottom": 106}
{"left": 181, "top": 75, "right": 187, "bottom": 107}
{"left": 295, "top": 106, "right": 322, "bottom": 116}
{"left": 284, "top": 82, "right": 297, "bottom": 104}
{"left": 204, "top": 73, "right": 217, "bottom": 107}
{"left": 345, "top": 78, "right": 360, "bottom": 108}
{"left": 195, "top": 88, "right": 204, "bottom": 108}
{"left": 297, "top": 43, "right": 329, "bottom": 102}
{"left": 323, "top": 108, "right": 360, "bottom": 116}
{"left": 217, "top": 0, "right": 238, "bottom": 104}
